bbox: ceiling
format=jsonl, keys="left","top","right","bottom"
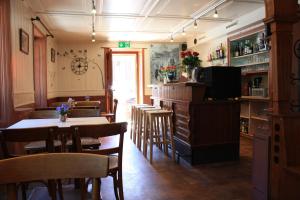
{"left": 27, "top": 0, "right": 265, "bottom": 42}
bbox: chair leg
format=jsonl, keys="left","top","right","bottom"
{"left": 112, "top": 173, "right": 119, "bottom": 200}
{"left": 118, "top": 171, "right": 124, "bottom": 200}
{"left": 80, "top": 178, "right": 87, "bottom": 200}
{"left": 57, "top": 179, "right": 64, "bottom": 200}
{"left": 92, "top": 178, "right": 100, "bottom": 200}
{"left": 48, "top": 180, "right": 57, "bottom": 200}
{"left": 168, "top": 115, "right": 176, "bottom": 162}
{"left": 21, "top": 183, "right": 27, "bottom": 200}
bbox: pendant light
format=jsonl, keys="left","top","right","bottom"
{"left": 213, "top": 8, "right": 219, "bottom": 18}
{"left": 193, "top": 20, "right": 197, "bottom": 29}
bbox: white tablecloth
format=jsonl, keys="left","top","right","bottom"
{"left": 8, "top": 117, "right": 109, "bottom": 129}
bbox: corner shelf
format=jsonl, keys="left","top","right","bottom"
{"left": 235, "top": 61, "right": 269, "bottom": 67}
{"left": 242, "top": 70, "right": 268, "bottom": 76}
{"left": 231, "top": 50, "right": 269, "bottom": 59}
{"left": 241, "top": 96, "right": 270, "bottom": 101}
{"left": 251, "top": 116, "right": 269, "bottom": 122}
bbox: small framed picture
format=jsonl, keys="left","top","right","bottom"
{"left": 19, "top": 29, "right": 29, "bottom": 54}
{"left": 51, "top": 48, "right": 55, "bottom": 63}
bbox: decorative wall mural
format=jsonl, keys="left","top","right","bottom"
{"left": 57, "top": 49, "right": 104, "bottom": 87}
{"left": 150, "top": 44, "right": 180, "bottom": 84}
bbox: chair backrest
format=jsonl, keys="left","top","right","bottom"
{"left": 70, "top": 122, "right": 127, "bottom": 167}
{"left": 0, "top": 153, "right": 109, "bottom": 200}
{"left": 0, "top": 126, "right": 58, "bottom": 158}
{"left": 35, "top": 107, "right": 56, "bottom": 111}
{"left": 75, "top": 101, "right": 100, "bottom": 107}
{"left": 112, "top": 99, "right": 118, "bottom": 122}
{"left": 73, "top": 106, "right": 100, "bottom": 110}
{"left": 49, "top": 102, "right": 67, "bottom": 107}
{"left": 69, "top": 109, "right": 100, "bottom": 118}
{"left": 29, "top": 110, "right": 59, "bottom": 119}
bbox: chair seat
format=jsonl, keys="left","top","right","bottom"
{"left": 25, "top": 140, "right": 62, "bottom": 151}
{"left": 66, "top": 137, "right": 101, "bottom": 149}
{"left": 109, "top": 155, "right": 118, "bottom": 170}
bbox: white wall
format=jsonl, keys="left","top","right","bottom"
{"left": 10, "top": 0, "right": 58, "bottom": 107}
{"left": 56, "top": 41, "right": 161, "bottom": 97}
{"left": 191, "top": 35, "right": 228, "bottom": 67}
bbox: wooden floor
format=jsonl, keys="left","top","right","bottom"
{"left": 2, "top": 135, "right": 252, "bottom": 200}
{"left": 99, "top": 135, "right": 253, "bottom": 200}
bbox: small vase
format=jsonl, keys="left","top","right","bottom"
{"left": 186, "top": 66, "right": 194, "bottom": 81}
{"left": 59, "top": 114, "right": 67, "bottom": 122}
{"left": 167, "top": 71, "right": 175, "bottom": 82}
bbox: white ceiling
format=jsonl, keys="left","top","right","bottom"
{"left": 27, "top": 0, "right": 265, "bottom": 42}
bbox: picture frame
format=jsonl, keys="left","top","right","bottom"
{"left": 19, "top": 29, "right": 29, "bottom": 54}
{"left": 51, "top": 48, "right": 55, "bottom": 63}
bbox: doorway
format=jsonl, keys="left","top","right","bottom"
{"left": 112, "top": 52, "right": 139, "bottom": 122}
{"left": 33, "top": 25, "right": 47, "bottom": 108}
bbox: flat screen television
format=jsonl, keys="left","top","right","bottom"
{"left": 202, "top": 66, "right": 241, "bottom": 99}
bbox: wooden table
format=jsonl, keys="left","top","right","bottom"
{"left": 8, "top": 117, "right": 109, "bottom": 129}
{"left": 8, "top": 117, "right": 110, "bottom": 152}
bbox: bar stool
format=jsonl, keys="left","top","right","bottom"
{"left": 143, "top": 110, "right": 176, "bottom": 164}
{"left": 130, "top": 104, "right": 154, "bottom": 144}
{"left": 137, "top": 107, "right": 161, "bottom": 151}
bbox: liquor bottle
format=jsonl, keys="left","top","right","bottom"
{"left": 219, "top": 43, "right": 222, "bottom": 58}
{"left": 216, "top": 46, "right": 220, "bottom": 59}
{"left": 235, "top": 44, "right": 239, "bottom": 57}
{"left": 239, "top": 42, "right": 244, "bottom": 56}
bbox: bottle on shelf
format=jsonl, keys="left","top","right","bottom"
{"left": 220, "top": 43, "right": 225, "bottom": 58}
{"left": 235, "top": 44, "right": 239, "bottom": 57}
{"left": 248, "top": 81, "right": 252, "bottom": 96}
{"left": 239, "top": 42, "right": 244, "bottom": 56}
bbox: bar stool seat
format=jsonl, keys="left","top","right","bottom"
{"left": 143, "top": 110, "right": 176, "bottom": 164}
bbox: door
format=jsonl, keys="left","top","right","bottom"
{"left": 112, "top": 52, "right": 138, "bottom": 121}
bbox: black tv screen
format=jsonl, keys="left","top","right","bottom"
{"left": 203, "top": 66, "right": 241, "bottom": 99}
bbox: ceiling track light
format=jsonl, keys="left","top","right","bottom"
{"left": 194, "top": 20, "right": 198, "bottom": 29}
{"left": 91, "top": 0, "right": 96, "bottom": 14}
{"left": 182, "top": 28, "right": 186, "bottom": 36}
{"left": 213, "top": 8, "right": 219, "bottom": 18}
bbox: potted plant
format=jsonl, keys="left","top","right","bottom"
{"left": 56, "top": 104, "right": 69, "bottom": 122}
{"left": 181, "top": 50, "right": 202, "bottom": 81}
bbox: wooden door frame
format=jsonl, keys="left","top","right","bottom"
{"left": 111, "top": 51, "right": 141, "bottom": 103}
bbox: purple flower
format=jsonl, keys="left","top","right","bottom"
{"left": 56, "top": 104, "right": 69, "bottom": 115}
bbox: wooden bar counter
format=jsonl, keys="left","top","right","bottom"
{"left": 150, "top": 82, "right": 240, "bottom": 165}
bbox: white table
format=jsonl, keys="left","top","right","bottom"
{"left": 8, "top": 117, "right": 109, "bottom": 129}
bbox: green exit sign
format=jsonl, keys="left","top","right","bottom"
{"left": 118, "top": 41, "right": 130, "bottom": 48}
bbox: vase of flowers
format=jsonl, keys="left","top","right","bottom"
{"left": 159, "top": 65, "right": 177, "bottom": 83}
{"left": 56, "top": 104, "right": 69, "bottom": 122}
{"left": 181, "top": 50, "right": 202, "bottom": 81}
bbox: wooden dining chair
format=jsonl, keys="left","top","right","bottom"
{"left": 0, "top": 153, "right": 109, "bottom": 200}
{"left": 0, "top": 127, "right": 61, "bottom": 200}
{"left": 70, "top": 122, "right": 127, "bottom": 200}
{"left": 75, "top": 101, "right": 100, "bottom": 107}
{"left": 49, "top": 102, "right": 67, "bottom": 107}
{"left": 66, "top": 109, "right": 102, "bottom": 150}
{"left": 101, "top": 99, "right": 118, "bottom": 122}
{"left": 69, "top": 109, "right": 100, "bottom": 118}
{"left": 26, "top": 111, "right": 62, "bottom": 153}
{"left": 29, "top": 110, "right": 59, "bottom": 119}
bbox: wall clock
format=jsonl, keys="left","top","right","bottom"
{"left": 71, "top": 57, "right": 88, "bottom": 75}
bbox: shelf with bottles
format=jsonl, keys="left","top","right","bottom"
{"left": 230, "top": 31, "right": 269, "bottom": 61}
{"left": 207, "top": 43, "right": 226, "bottom": 62}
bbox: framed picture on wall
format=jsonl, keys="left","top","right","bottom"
{"left": 19, "top": 29, "right": 29, "bottom": 54}
{"left": 51, "top": 48, "right": 55, "bottom": 62}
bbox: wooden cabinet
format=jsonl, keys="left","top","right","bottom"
{"left": 228, "top": 27, "right": 271, "bottom": 138}
{"left": 151, "top": 82, "right": 240, "bottom": 165}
